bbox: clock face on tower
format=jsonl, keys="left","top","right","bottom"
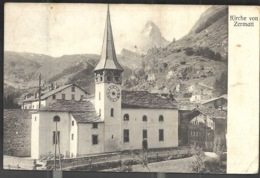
{"left": 106, "top": 85, "right": 120, "bottom": 102}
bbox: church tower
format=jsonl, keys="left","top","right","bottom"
{"left": 94, "top": 5, "right": 124, "bottom": 152}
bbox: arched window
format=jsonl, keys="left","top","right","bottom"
{"left": 53, "top": 115, "right": 60, "bottom": 122}
{"left": 111, "top": 108, "right": 114, "bottom": 117}
{"left": 124, "top": 114, "right": 129, "bottom": 121}
{"left": 159, "top": 115, "right": 164, "bottom": 122}
{"left": 142, "top": 115, "right": 147, "bottom": 122}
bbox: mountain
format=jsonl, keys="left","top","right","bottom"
{"left": 122, "top": 6, "right": 228, "bottom": 98}
{"left": 4, "top": 50, "right": 133, "bottom": 103}
{"left": 138, "top": 21, "right": 170, "bottom": 52}
{"left": 4, "top": 6, "right": 228, "bottom": 106}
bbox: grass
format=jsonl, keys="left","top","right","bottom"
{"left": 131, "top": 156, "right": 196, "bottom": 173}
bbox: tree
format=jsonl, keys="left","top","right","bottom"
{"left": 213, "top": 72, "right": 227, "bottom": 97}
{"left": 3, "top": 95, "right": 20, "bottom": 109}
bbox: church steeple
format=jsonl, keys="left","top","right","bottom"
{"left": 94, "top": 5, "right": 124, "bottom": 72}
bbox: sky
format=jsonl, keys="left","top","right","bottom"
{"left": 5, "top": 3, "right": 209, "bottom": 57}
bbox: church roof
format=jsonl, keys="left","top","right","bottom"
{"left": 94, "top": 5, "right": 124, "bottom": 71}
{"left": 121, "top": 90, "right": 177, "bottom": 109}
{"left": 71, "top": 112, "right": 102, "bottom": 123}
{"left": 37, "top": 99, "right": 102, "bottom": 123}
{"left": 39, "top": 99, "right": 95, "bottom": 112}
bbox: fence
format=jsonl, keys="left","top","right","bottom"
{"left": 44, "top": 146, "right": 195, "bottom": 171}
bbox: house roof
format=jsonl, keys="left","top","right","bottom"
{"left": 23, "top": 84, "right": 86, "bottom": 102}
{"left": 176, "top": 102, "right": 198, "bottom": 111}
{"left": 121, "top": 90, "right": 177, "bottom": 109}
{"left": 94, "top": 6, "right": 123, "bottom": 71}
{"left": 201, "top": 94, "right": 227, "bottom": 105}
{"left": 184, "top": 107, "right": 227, "bottom": 120}
{"left": 198, "top": 108, "right": 227, "bottom": 119}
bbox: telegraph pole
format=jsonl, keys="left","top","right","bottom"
{"left": 38, "top": 73, "right": 41, "bottom": 109}
{"left": 54, "top": 121, "right": 57, "bottom": 170}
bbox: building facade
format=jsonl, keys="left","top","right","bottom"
{"left": 22, "top": 84, "right": 87, "bottom": 109}
{"left": 31, "top": 6, "right": 179, "bottom": 159}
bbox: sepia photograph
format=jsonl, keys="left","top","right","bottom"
{"left": 3, "top": 3, "right": 231, "bottom": 173}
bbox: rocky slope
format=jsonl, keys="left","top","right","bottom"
{"left": 4, "top": 6, "right": 228, "bottom": 106}
{"left": 122, "top": 6, "right": 228, "bottom": 98}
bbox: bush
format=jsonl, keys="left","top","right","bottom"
{"left": 184, "top": 47, "right": 194, "bottom": 56}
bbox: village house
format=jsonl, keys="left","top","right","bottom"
{"left": 201, "top": 94, "right": 227, "bottom": 110}
{"left": 184, "top": 107, "right": 227, "bottom": 150}
{"left": 190, "top": 94, "right": 210, "bottom": 103}
{"left": 30, "top": 7, "right": 179, "bottom": 159}
{"left": 22, "top": 84, "right": 87, "bottom": 110}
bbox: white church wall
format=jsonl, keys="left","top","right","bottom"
{"left": 69, "top": 115, "right": 78, "bottom": 158}
{"left": 121, "top": 108, "right": 179, "bottom": 150}
{"left": 77, "top": 123, "right": 105, "bottom": 156}
{"left": 37, "top": 112, "right": 71, "bottom": 159}
{"left": 31, "top": 113, "right": 40, "bottom": 159}
{"left": 94, "top": 83, "right": 105, "bottom": 121}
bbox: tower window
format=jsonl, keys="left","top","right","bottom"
{"left": 111, "top": 108, "right": 114, "bottom": 117}
{"left": 123, "top": 114, "right": 129, "bottom": 121}
{"left": 72, "top": 121, "right": 74, "bottom": 126}
{"left": 53, "top": 131, "right": 60, "bottom": 144}
{"left": 114, "top": 71, "right": 121, "bottom": 76}
{"left": 71, "top": 134, "right": 74, "bottom": 140}
{"left": 142, "top": 115, "right": 147, "bottom": 122}
{"left": 62, "top": 94, "right": 66, "bottom": 100}
{"left": 159, "top": 129, "right": 164, "bottom": 141}
{"left": 99, "top": 109, "right": 101, "bottom": 116}
{"left": 115, "top": 77, "right": 120, "bottom": 82}
{"left": 92, "top": 135, "right": 98, "bottom": 145}
{"left": 124, "top": 129, "right": 129, "bottom": 143}
{"left": 92, "top": 123, "right": 98, "bottom": 129}
{"left": 100, "top": 76, "right": 103, "bottom": 82}
{"left": 143, "top": 130, "right": 147, "bottom": 139}
{"left": 107, "top": 76, "right": 111, "bottom": 82}
{"left": 72, "top": 86, "right": 75, "bottom": 92}
{"left": 159, "top": 115, "right": 164, "bottom": 122}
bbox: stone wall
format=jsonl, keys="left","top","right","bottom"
{"left": 4, "top": 109, "right": 31, "bottom": 157}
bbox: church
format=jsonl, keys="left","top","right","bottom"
{"left": 31, "top": 6, "right": 179, "bottom": 159}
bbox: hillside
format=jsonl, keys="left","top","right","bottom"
{"left": 122, "top": 6, "right": 228, "bottom": 98}
{"left": 4, "top": 50, "right": 134, "bottom": 104}
{"left": 4, "top": 6, "right": 228, "bottom": 106}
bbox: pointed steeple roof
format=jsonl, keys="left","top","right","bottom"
{"left": 94, "top": 5, "right": 124, "bottom": 71}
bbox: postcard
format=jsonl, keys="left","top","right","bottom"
{"left": 3, "top": 3, "right": 259, "bottom": 174}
